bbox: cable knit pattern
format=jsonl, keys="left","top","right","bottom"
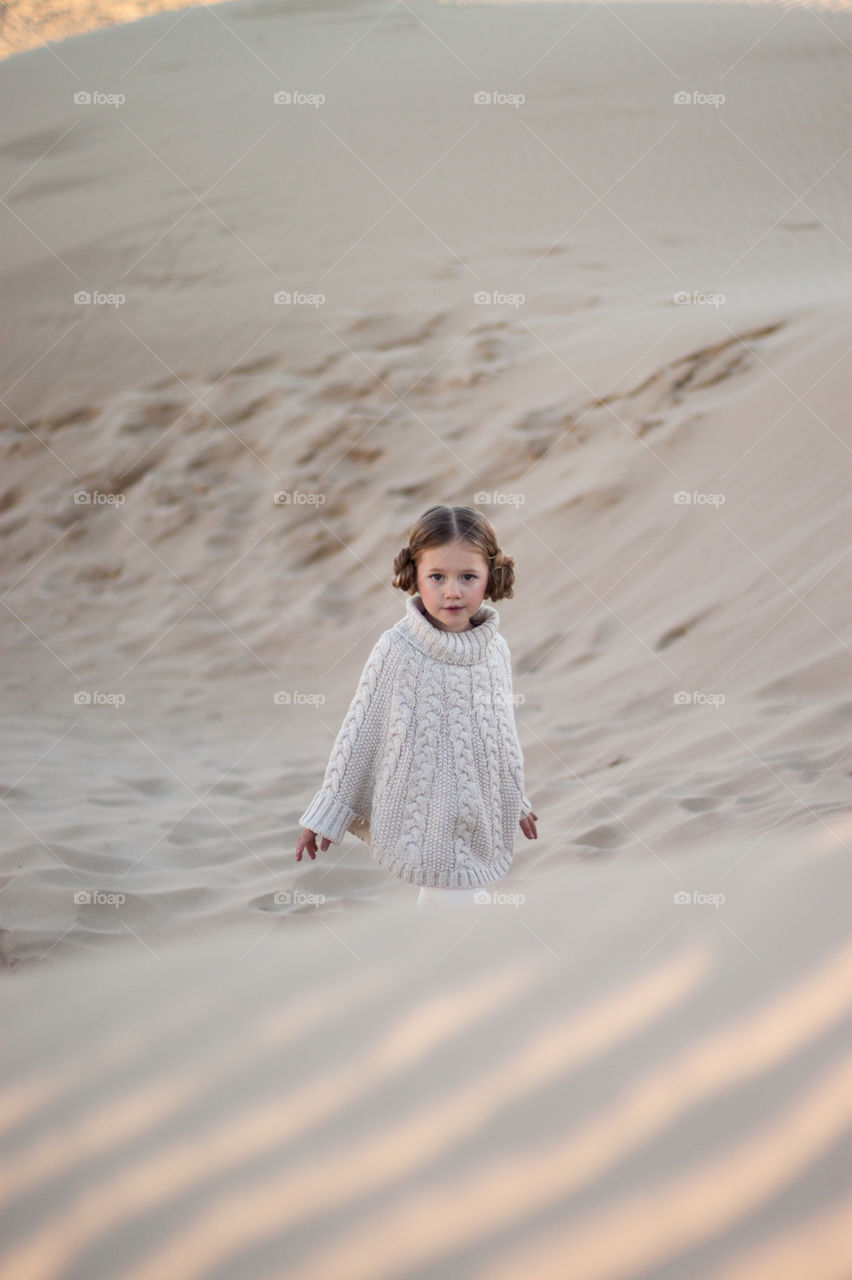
{"left": 447, "top": 664, "right": 482, "bottom": 884}
{"left": 474, "top": 662, "right": 509, "bottom": 868}
{"left": 399, "top": 647, "right": 442, "bottom": 872}
{"left": 494, "top": 635, "right": 533, "bottom": 821}
{"left": 298, "top": 592, "right": 532, "bottom": 888}
{"left": 372, "top": 662, "right": 411, "bottom": 815}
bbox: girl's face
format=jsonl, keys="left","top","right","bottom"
{"left": 416, "top": 542, "right": 490, "bottom": 632}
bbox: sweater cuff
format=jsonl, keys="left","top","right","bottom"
{"left": 520, "top": 793, "right": 533, "bottom": 818}
{"left": 299, "top": 790, "right": 359, "bottom": 845}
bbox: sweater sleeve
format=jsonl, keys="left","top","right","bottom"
{"left": 298, "top": 631, "right": 398, "bottom": 845}
{"left": 498, "top": 637, "right": 533, "bottom": 818}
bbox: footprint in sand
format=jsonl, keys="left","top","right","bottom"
{"left": 678, "top": 796, "right": 722, "bottom": 812}
{"left": 114, "top": 774, "right": 174, "bottom": 796}
{"left": 575, "top": 823, "right": 628, "bottom": 850}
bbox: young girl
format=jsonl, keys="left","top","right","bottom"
{"left": 295, "top": 504, "right": 538, "bottom": 908}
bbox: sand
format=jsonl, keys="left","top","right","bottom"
{"left": 1, "top": 0, "right": 851, "bottom": 1274}
{"left": 0, "top": 1, "right": 218, "bottom": 62}
{"left": 2, "top": 817, "right": 851, "bottom": 1277}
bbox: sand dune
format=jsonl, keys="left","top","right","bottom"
{"left": 0, "top": 0, "right": 849, "bottom": 945}
{"left": 0, "top": 1, "right": 220, "bottom": 62}
{"left": 2, "top": 816, "right": 851, "bottom": 1278}
{"left": 1, "top": 0, "right": 850, "bottom": 1273}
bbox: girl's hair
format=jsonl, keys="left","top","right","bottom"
{"left": 391, "top": 505, "right": 516, "bottom": 601}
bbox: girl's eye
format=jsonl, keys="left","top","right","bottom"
{"left": 430, "top": 574, "right": 475, "bottom": 581}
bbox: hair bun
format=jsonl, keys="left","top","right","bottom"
{"left": 391, "top": 544, "right": 418, "bottom": 593}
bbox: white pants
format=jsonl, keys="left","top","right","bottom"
{"left": 416, "top": 884, "right": 482, "bottom": 909}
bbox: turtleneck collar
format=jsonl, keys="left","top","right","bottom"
{"left": 396, "top": 592, "right": 500, "bottom": 666}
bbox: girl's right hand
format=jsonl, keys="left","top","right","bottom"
{"left": 295, "top": 827, "right": 330, "bottom": 861}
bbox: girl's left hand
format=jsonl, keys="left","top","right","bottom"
{"left": 520, "top": 811, "right": 538, "bottom": 840}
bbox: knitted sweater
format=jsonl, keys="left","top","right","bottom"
{"left": 299, "top": 591, "right": 532, "bottom": 889}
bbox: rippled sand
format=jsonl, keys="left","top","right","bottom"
{"left": 1, "top": 1, "right": 850, "bottom": 1271}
